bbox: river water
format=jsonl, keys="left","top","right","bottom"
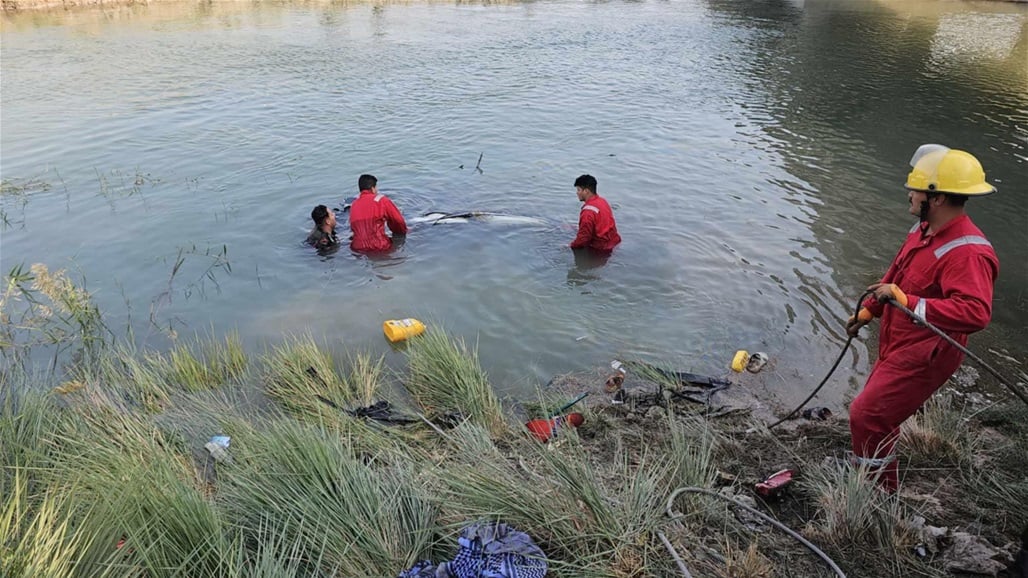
{"left": 2, "top": 0, "right": 1026, "bottom": 408}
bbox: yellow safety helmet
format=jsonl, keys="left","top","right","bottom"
{"left": 905, "top": 144, "right": 996, "bottom": 196}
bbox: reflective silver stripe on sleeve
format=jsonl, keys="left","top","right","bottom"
{"left": 582, "top": 205, "right": 600, "bottom": 214}
{"left": 909, "top": 221, "right": 921, "bottom": 234}
{"left": 914, "top": 298, "right": 927, "bottom": 325}
{"left": 933, "top": 235, "right": 991, "bottom": 259}
{"left": 374, "top": 194, "right": 384, "bottom": 202}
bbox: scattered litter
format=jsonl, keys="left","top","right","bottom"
{"left": 610, "top": 388, "right": 627, "bottom": 405}
{"left": 730, "top": 350, "right": 769, "bottom": 373}
{"left": 802, "top": 407, "right": 833, "bottom": 421}
{"left": 525, "top": 413, "right": 584, "bottom": 443}
{"left": 604, "top": 373, "right": 624, "bottom": 393}
{"left": 943, "top": 531, "right": 1013, "bottom": 576}
{"left": 720, "top": 489, "right": 767, "bottom": 532}
{"left": 715, "top": 470, "right": 737, "bottom": 486}
{"left": 908, "top": 516, "right": 948, "bottom": 558}
{"left": 755, "top": 468, "right": 794, "bottom": 498}
{"left": 398, "top": 521, "right": 547, "bottom": 578}
{"left": 575, "top": 335, "right": 589, "bottom": 342}
{"left": 988, "top": 348, "right": 1021, "bottom": 365}
{"left": 746, "top": 352, "right": 769, "bottom": 373}
{"left": 610, "top": 360, "right": 627, "bottom": 375}
{"left": 204, "top": 435, "right": 232, "bottom": 464}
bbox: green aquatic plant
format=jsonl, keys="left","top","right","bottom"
{"left": 0, "top": 263, "right": 110, "bottom": 374}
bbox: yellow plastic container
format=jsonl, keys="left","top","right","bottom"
{"left": 383, "top": 318, "right": 426, "bottom": 343}
{"left": 731, "top": 350, "right": 750, "bottom": 373}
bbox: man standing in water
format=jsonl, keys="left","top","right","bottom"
{"left": 570, "top": 174, "right": 621, "bottom": 252}
{"left": 845, "top": 145, "right": 999, "bottom": 493}
{"left": 348, "top": 174, "right": 407, "bottom": 253}
{"left": 306, "top": 204, "right": 338, "bottom": 248}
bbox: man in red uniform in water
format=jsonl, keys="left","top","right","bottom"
{"left": 846, "top": 145, "right": 999, "bottom": 492}
{"left": 570, "top": 174, "right": 621, "bottom": 252}
{"left": 348, "top": 174, "right": 407, "bottom": 253}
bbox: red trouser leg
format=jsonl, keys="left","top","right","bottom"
{"left": 849, "top": 355, "right": 948, "bottom": 492}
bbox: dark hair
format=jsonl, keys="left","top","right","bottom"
{"left": 943, "top": 194, "right": 968, "bottom": 207}
{"left": 358, "top": 174, "right": 378, "bottom": 192}
{"left": 574, "top": 174, "right": 597, "bottom": 194}
{"left": 311, "top": 204, "right": 330, "bottom": 226}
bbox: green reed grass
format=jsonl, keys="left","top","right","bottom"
{"left": 404, "top": 329, "right": 505, "bottom": 436}
{"left": 261, "top": 334, "right": 348, "bottom": 415}
{"left": 344, "top": 350, "right": 386, "bottom": 406}
{"left": 156, "top": 331, "right": 247, "bottom": 392}
{"left": 50, "top": 391, "right": 232, "bottom": 577}
{"left": 218, "top": 419, "right": 437, "bottom": 575}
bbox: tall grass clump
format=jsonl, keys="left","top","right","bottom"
{"left": 801, "top": 461, "right": 914, "bottom": 573}
{"left": 50, "top": 393, "right": 234, "bottom": 577}
{"left": 343, "top": 350, "right": 385, "bottom": 406}
{"left": 440, "top": 433, "right": 673, "bottom": 575}
{"left": 261, "top": 334, "right": 351, "bottom": 418}
{"left": 0, "top": 471, "right": 113, "bottom": 578}
{"left": 219, "top": 420, "right": 438, "bottom": 575}
{"left": 0, "top": 387, "right": 60, "bottom": 479}
{"left": 405, "top": 329, "right": 505, "bottom": 436}
{"left": 155, "top": 331, "right": 247, "bottom": 392}
{"left": 665, "top": 415, "right": 719, "bottom": 490}
{"left": 79, "top": 344, "right": 172, "bottom": 412}
{"left": 900, "top": 394, "right": 982, "bottom": 469}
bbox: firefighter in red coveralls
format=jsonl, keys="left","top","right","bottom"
{"left": 348, "top": 174, "right": 407, "bottom": 253}
{"left": 845, "top": 145, "right": 999, "bottom": 492}
{"left": 570, "top": 174, "right": 621, "bottom": 252}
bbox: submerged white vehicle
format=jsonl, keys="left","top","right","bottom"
{"left": 407, "top": 211, "right": 548, "bottom": 226}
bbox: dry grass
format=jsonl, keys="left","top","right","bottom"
{"left": 718, "top": 541, "right": 774, "bottom": 578}
{"left": 901, "top": 394, "right": 982, "bottom": 469}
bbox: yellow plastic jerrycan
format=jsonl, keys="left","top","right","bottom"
{"left": 731, "top": 350, "right": 750, "bottom": 373}
{"left": 383, "top": 318, "right": 426, "bottom": 343}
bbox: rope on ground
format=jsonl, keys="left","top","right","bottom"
{"left": 665, "top": 486, "right": 847, "bottom": 578}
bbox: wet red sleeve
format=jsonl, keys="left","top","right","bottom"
{"left": 384, "top": 197, "right": 407, "bottom": 236}
{"left": 570, "top": 209, "right": 596, "bottom": 249}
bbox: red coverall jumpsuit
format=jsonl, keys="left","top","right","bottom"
{"left": 849, "top": 214, "right": 998, "bottom": 491}
{"left": 348, "top": 190, "right": 407, "bottom": 253}
{"left": 570, "top": 196, "right": 621, "bottom": 252}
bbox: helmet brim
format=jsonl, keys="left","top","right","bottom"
{"left": 904, "top": 183, "right": 996, "bottom": 196}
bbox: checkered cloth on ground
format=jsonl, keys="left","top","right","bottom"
{"left": 398, "top": 521, "right": 547, "bottom": 578}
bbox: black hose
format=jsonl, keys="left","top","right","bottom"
{"left": 887, "top": 300, "right": 1028, "bottom": 408}
{"left": 767, "top": 290, "right": 873, "bottom": 430}
{"left": 769, "top": 290, "right": 1028, "bottom": 430}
